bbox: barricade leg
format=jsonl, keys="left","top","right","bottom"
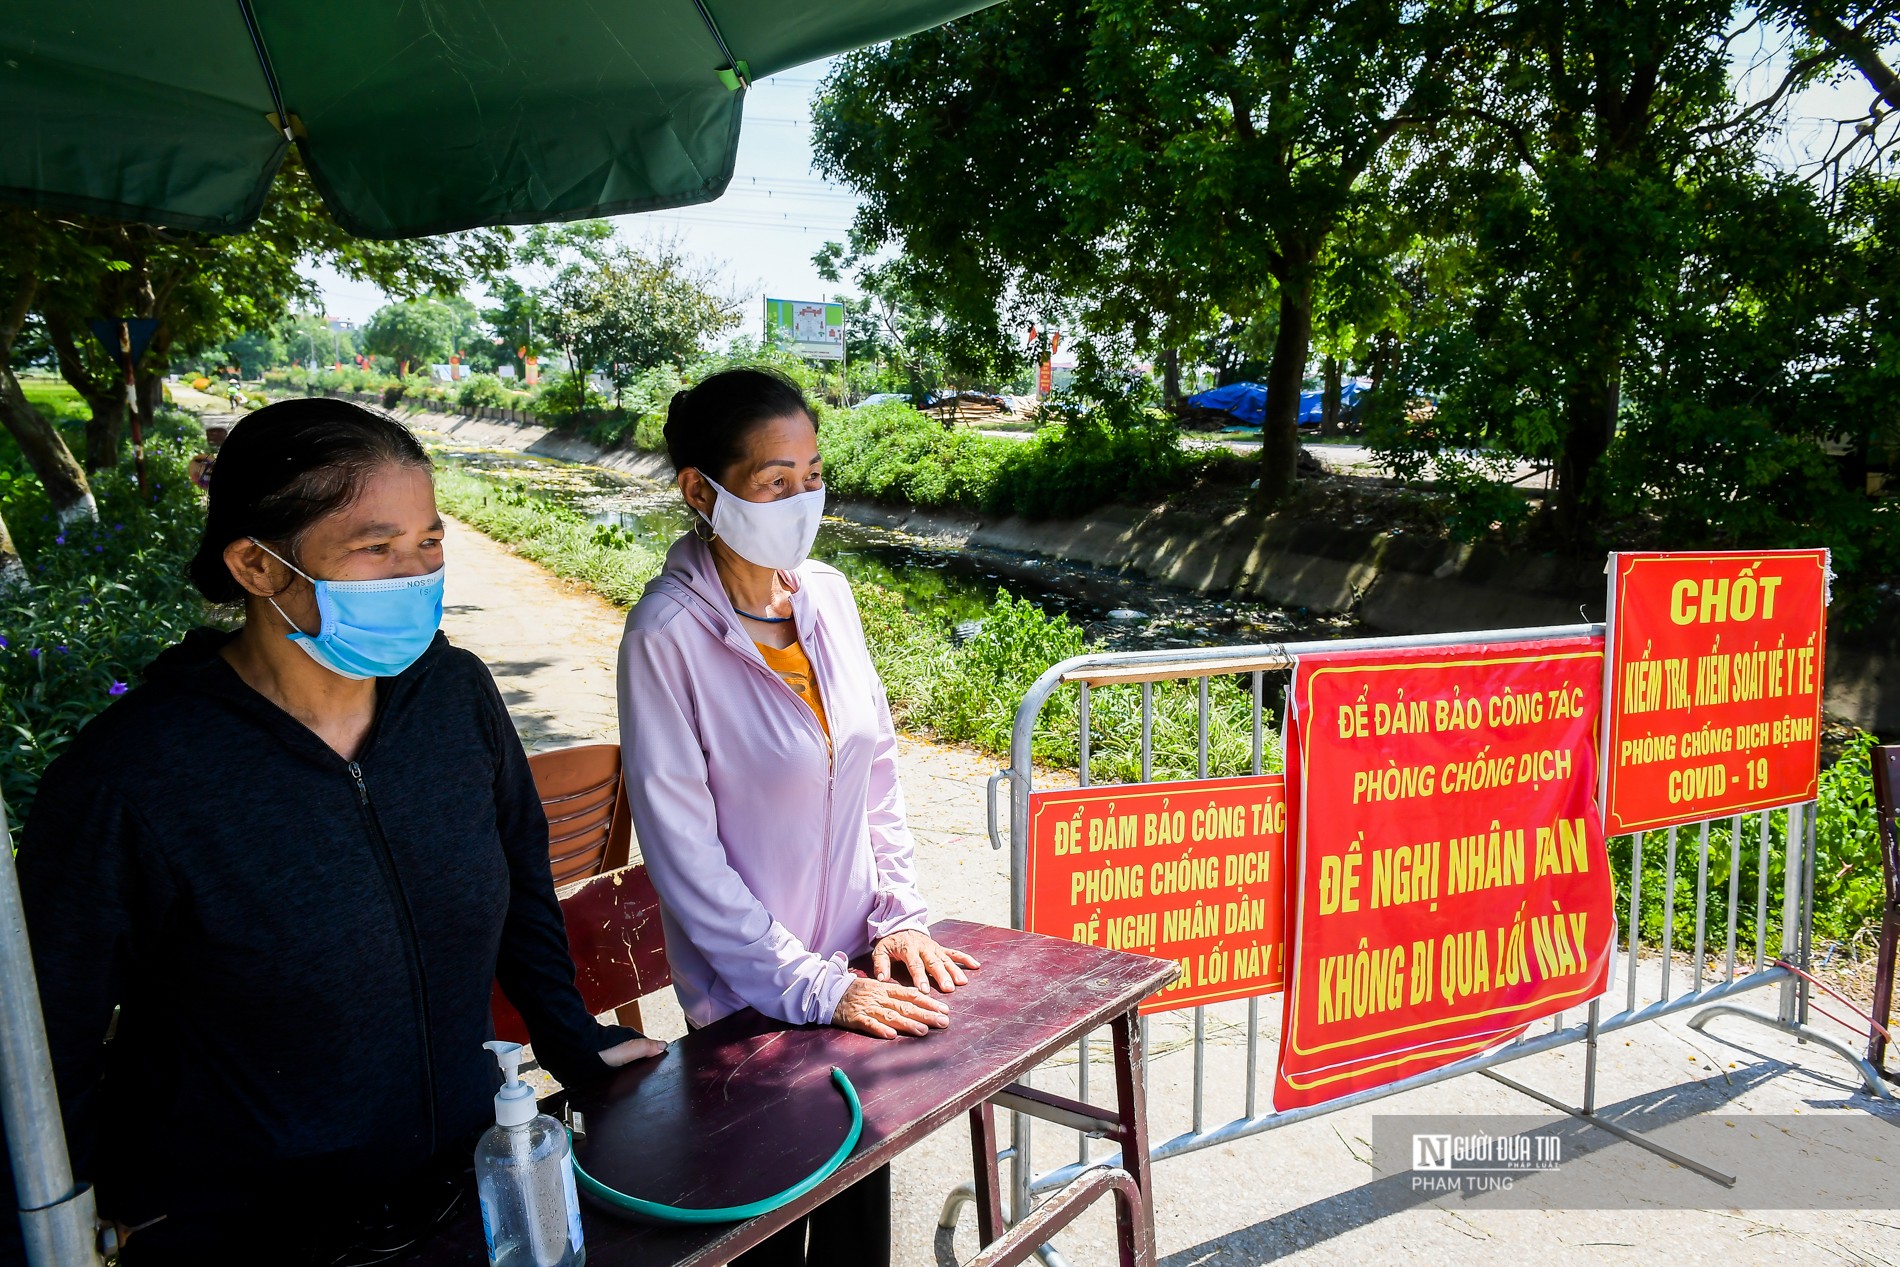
{"left": 1483, "top": 998, "right": 1739, "bottom": 1187}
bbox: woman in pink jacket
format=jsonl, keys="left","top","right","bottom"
{"left": 617, "top": 368, "right": 979, "bottom": 1267}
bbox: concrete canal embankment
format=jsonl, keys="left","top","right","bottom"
{"left": 370, "top": 398, "right": 1897, "bottom": 734}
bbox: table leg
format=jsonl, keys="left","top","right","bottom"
{"left": 969, "top": 1101, "right": 1004, "bottom": 1247}
{"left": 1110, "top": 1007, "right": 1156, "bottom": 1267}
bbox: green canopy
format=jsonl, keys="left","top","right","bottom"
{"left": 0, "top": 0, "right": 996, "bottom": 238}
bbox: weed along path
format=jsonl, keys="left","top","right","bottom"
{"left": 439, "top": 515, "right": 1898, "bottom": 1267}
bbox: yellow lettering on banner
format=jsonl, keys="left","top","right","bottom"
{"left": 1190, "top": 802, "right": 1248, "bottom": 843}
{"left": 1225, "top": 896, "right": 1268, "bottom": 934}
{"left": 1440, "top": 754, "right": 1518, "bottom": 794}
{"left": 1670, "top": 575, "right": 1782, "bottom": 625}
{"left": 1068, "top": 862, "right": 1145, "bottom": 905}
{"left": 1371, "top": 840, "right": 1441, "bottom": 909}
{"left": 1493, "top": 912, "right": 1532, "bottom": 987}
{"left": 1435, "top": 696, "right": 1483, "bottom": 732}
{"left": 1319, "top": 939, "right": 1407, "bottom": 1025}
{"left": 1619, "top": 733, "right": 1678, "bottom": 767}
{"left": 1104, "top": 912, "right": 1157, "bottom": 953}
{"left": 1338, "top": 704, "right": 1369, "bottom": 739}
{"left": 1087, "top": 813, "right": 1139, "bottom": 852}
{"left": 1224, "top": 850, "right": 1274, "bottom": 886}
{"left": 1439, "top": 929, "right": 1492, "bottom": 1006}
{"left": 1318, "top": 846, "right": 1363, "bottom": 914}
{"left": 1530, "top": 911, "right": 1591, "bottom": 980}
{"left": 1142, "top": 810, "right": 1188, "bottom": 847}
{"left": 1694, "top": 655, "right": 1731, "bottom": 708}
{"left": 1352, "top": 763, "right": 1437, "bottom": 804}
{"left": 1486, "top": 691, "right": 1545, "bottom": 728}
{"left": 1231, "top": 942, "right": 1277, "bottom": 981}
{"left": 1513, "top": 748, "right": 1575, "bottom": 787}
{"left": 1374, "top": 700, "right": 1430, "bottom": 736}
{"left": 1150, "top": 855, "right": 1222, "bottom": 897}
{"left": 1533, "top": 818, "right": 1591, "bottom": 878}
{"left": 1447, "top": 822, "right": 1525, "bottom": 896}
{"left": 1625, "top": 657, "right": 1694, "bottom": 713}
{"left": 1161, "top": 901, "right": 1221, "bottom": 943}
{"left": 1667, "top": 764, "right": 1728, "bottom": 804}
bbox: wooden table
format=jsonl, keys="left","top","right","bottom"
{"left": 410, "top": 919, "right": 1174, "bottom": 1267}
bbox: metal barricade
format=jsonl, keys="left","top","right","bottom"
{"left": 942, "top": 625, "right": 1891, "bottom": 1253}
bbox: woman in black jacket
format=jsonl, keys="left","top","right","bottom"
{"left": 13, "top": 399, "right": 662, "bottom": 1264}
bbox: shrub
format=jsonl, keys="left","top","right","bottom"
{"left": 815, "top": 398, "right": 1205, "bottom": 520}
{"left": 457, "top": 375, "right": 511, "bottom": 411}
{"left": 1, "top": 426, "right": 215, "bottom": 823}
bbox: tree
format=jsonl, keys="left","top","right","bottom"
{"left": 278, "top": 312, "right": 354, "bottom": 370}
{"left": 1378, "top": 0, "right": 1758, "bottom": 540}
{"left": 6, "top": 153, "right": 508, "bottom": 498}
{"left": 362, "top": 299, "right": 458, "bottom": 376}
{"left": 541, "top": 236, "right": 740, "bottom": 405}
{"left": 814, "top": 244, "right": 1026, "bottom": 397}
{"left": 0, "top": 215, "right": 98, "bottom": 529}
{"left": 813, "top": 0, "right": 1461, "bottom": 504}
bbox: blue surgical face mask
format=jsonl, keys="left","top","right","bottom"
{"left": 250, "top": 538, "right": 444, "bottom": 680}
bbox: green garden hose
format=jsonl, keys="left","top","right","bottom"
{"left": 570, "top": 1067, "right": 864, "bottom": 1224}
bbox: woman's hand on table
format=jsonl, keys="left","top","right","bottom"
{"left": 833, "top": 977, "right": 951, "bottom": 1039}
{"left": 873, "top": 929, "right": 982, "bottom": 993}
{"left": 599, "top": 1035, "right": 669, "bottom": 1067}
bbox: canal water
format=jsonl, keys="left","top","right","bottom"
{"left": 438, "top": 445, "right": 1359, "bottom": 653}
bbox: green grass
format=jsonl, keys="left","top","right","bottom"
{"left": 432, "top": 459, "right": 1276, "bottom": 784}
{"left": 17, "top": 375, "right": 89, "bottom": 427}
{"left": 433, "top": 457, "right": 1889, "bottom": 948}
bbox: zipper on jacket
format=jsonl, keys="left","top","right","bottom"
{"left": 347, "top": 759, "right": 439, "bottom": 1156}
{"left": 802, "top": 629, "right": 840, "bottom": 939}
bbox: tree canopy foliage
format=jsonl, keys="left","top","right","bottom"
{"left": 0, "top": 155, "right": 506, "bottom": 581}
{"left": 811, "top": 0, "right": 1900, "bottom": 596}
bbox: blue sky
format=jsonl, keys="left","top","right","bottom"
{"left": 301, "top": 63, "right": 859, "bottom": 334}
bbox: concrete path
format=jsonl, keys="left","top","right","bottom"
{"left": 438, "top": 515, "right": 1899, "bottom": 1267}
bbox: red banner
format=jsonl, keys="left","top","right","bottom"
{"left": 1274, "top": 638, "right": 1615, "bottom": 1110}
{"left": 1025, "top": 776, "right": 1288, "bottom": 1014}
{"left": 1601, "top": 550, "right": 1828, "bottom": 835}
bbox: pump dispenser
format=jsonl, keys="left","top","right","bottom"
{"left": 474, "top": 1041, "right": 584, "bottom": 1267}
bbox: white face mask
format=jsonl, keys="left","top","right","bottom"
{"left": 700, "top": 475, "right": 825, "bottom": 571}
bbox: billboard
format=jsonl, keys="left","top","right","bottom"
{"left": 764, "top": 298, "right": 845, "bottom": 362}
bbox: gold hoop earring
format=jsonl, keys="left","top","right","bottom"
{"left": 693, "top": 518, "right": 715, "bottom": 542}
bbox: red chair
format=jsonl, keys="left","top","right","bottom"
{"left": 492, "top": 744, "right": 667, "bottom": 1046}
{"left": 528, "top": 744, "right": 633, "bottom": 890}
{"left": 491, "top": 862, "right": 672, "bottom": 1042}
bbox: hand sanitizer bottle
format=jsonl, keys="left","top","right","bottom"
{"left": 474, "top": 1040, "right": 585, "bottom": 1267}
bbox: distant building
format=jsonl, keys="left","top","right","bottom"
{"left": 324, "top": 316, "right": 357, "bottom": 332}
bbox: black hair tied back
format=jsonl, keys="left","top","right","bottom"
{"left": 662, "top": 368, "right": 819, "bottom": 483}
{"left": 188, "top": 398, "right": 432, "bottom": 605}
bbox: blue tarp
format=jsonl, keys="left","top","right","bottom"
{"left": 1187, "top": 381, "right": 1366, "bottom": 428}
